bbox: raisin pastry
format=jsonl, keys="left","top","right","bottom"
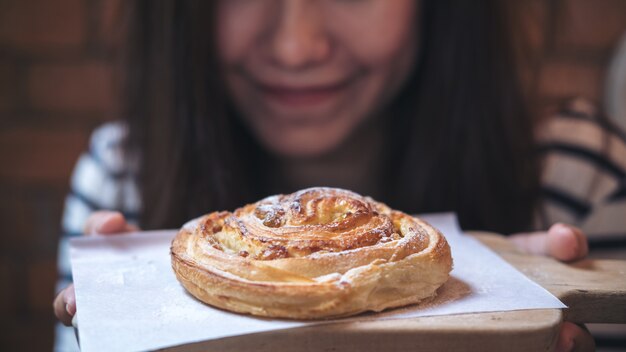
{"left": 171, "top": 187, "right": 452, "bottom": 319}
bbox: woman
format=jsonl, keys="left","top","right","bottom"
{"left": 54, "top": 1, "right": 624, "bottom": 350}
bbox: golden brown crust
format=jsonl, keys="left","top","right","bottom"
{"left": 170, "top": 187, "right": 452, "bottom": 319}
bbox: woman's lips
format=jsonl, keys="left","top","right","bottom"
{"left": 258, "top": 80, "right": 351, "bottom": 109}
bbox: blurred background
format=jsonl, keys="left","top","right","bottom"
{"left": 1, "top": 0, "right": 626, "bottom": 350}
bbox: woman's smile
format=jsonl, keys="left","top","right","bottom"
{"left": 218, "top": 0, "right": 418, "bottom": 157}
{"left": 259, "top": 79, "right": 352, "bottom": 111}
{"left": 246, "top": 72, "right": 361, "bottom": 121}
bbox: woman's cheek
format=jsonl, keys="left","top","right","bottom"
{"left": 326, "top": 0, "right": 418, "bottom": 67}
{"left": 217, "top": 1, "right": 271, "bottom": 63}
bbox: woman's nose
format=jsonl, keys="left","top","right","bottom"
{"left": 269, "top": 0, "right": 331, "bottom": 70}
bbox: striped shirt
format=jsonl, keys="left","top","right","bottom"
{"left": 57, "top": 101, "right": 626, "bottom": 281}
{"left": 55, "top": 100, "right": 626, "bottom": 350}
{"left": 536, "top": 99, "right": 626, "bottom": 259}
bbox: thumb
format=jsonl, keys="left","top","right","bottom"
{"left": 84, "top": 211, "right": 139, "bottom": 235}
{"left": 555, "top": 322, "right": 595, "bottom": 352}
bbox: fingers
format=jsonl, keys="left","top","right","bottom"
{"left": 56, "top": 212, "right": 139, "bottom": 324}
{"left": 83, "top": 211, "right": 139, "bottom": 235}
{"left": 555, "top": 322, "right": 595, "bottom": 352}
{"left": 547, "top": 223, "right": 588, "bottom": 262}
{"left": 53, "top": 284, "right": 76, "bottom": 326}
{"left": 510, "top": 223, "right": 588, "bottom": 262}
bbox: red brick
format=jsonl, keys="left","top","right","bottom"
{"left": 4, "top": 318, "right": 55, "bottom": 351}
{"left": 0, "top": 188, "right": 65, "bottom": 251}
{"left": 0, "top": 0, "right": 86, "bottom": 51}
{"left": 538, "top": 60, "right": 604, "bottom": 101}
{"left": 27, "top": 259, "right": 58, "bottom": 312}
{"left": 0, "top": 258, "right": 15, "bottom": 316}
{"left": 0, "top": 128, "right": 89, "bottom": 184}
{"left": 555, "top": 0, "right": 626, "bottom": 53}
{"left": 0, "top": 61, "right": 16, "bottom": 112}
{"left": 520, "top": 0, "right": 549, "bottom": 54}
{"left": 0, "top": 60, "right": 19, "bottom": 112}
{"left": 28, "top": 62, "right": 114, "bottom": 112}
{"left": 0, "top": 189, "right": 36, "bottom": 250}
{"left": 98, "top": 0, "right": 125, "bottom": 49}
{"left": 516, "top": 0, "right": 549, "bottom": 96}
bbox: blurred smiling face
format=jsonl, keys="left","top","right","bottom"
{"left": 217, "top": 0, "right": 418, "bottom": 158}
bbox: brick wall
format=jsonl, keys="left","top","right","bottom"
{"left": 0, "top": 0, "right": 120, "bottom": 350}
{"left": 534, "top": 0, "right": 626, "bottom": 107}
{"left": 0, "top": 0, "right": 625, "bottom": 350}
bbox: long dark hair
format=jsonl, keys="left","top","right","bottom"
{"left": 121, "top": 0, "right": 540, "bottom": 234}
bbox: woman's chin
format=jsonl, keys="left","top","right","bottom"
{"left": 259, "top": 132, "right": 346, "bottom": 160}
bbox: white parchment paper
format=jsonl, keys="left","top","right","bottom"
{"left": 70, "top": 213, "right": 565, "bottom": 352}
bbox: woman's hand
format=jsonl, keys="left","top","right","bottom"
{"left": 510, "top": 223, "right": 588, "bottom": 262}
{"left": 53, "top": 211, "right": 139, "bottom": 326}
{"left": 511, "top": 223, "right": 594, "bottom": 352}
